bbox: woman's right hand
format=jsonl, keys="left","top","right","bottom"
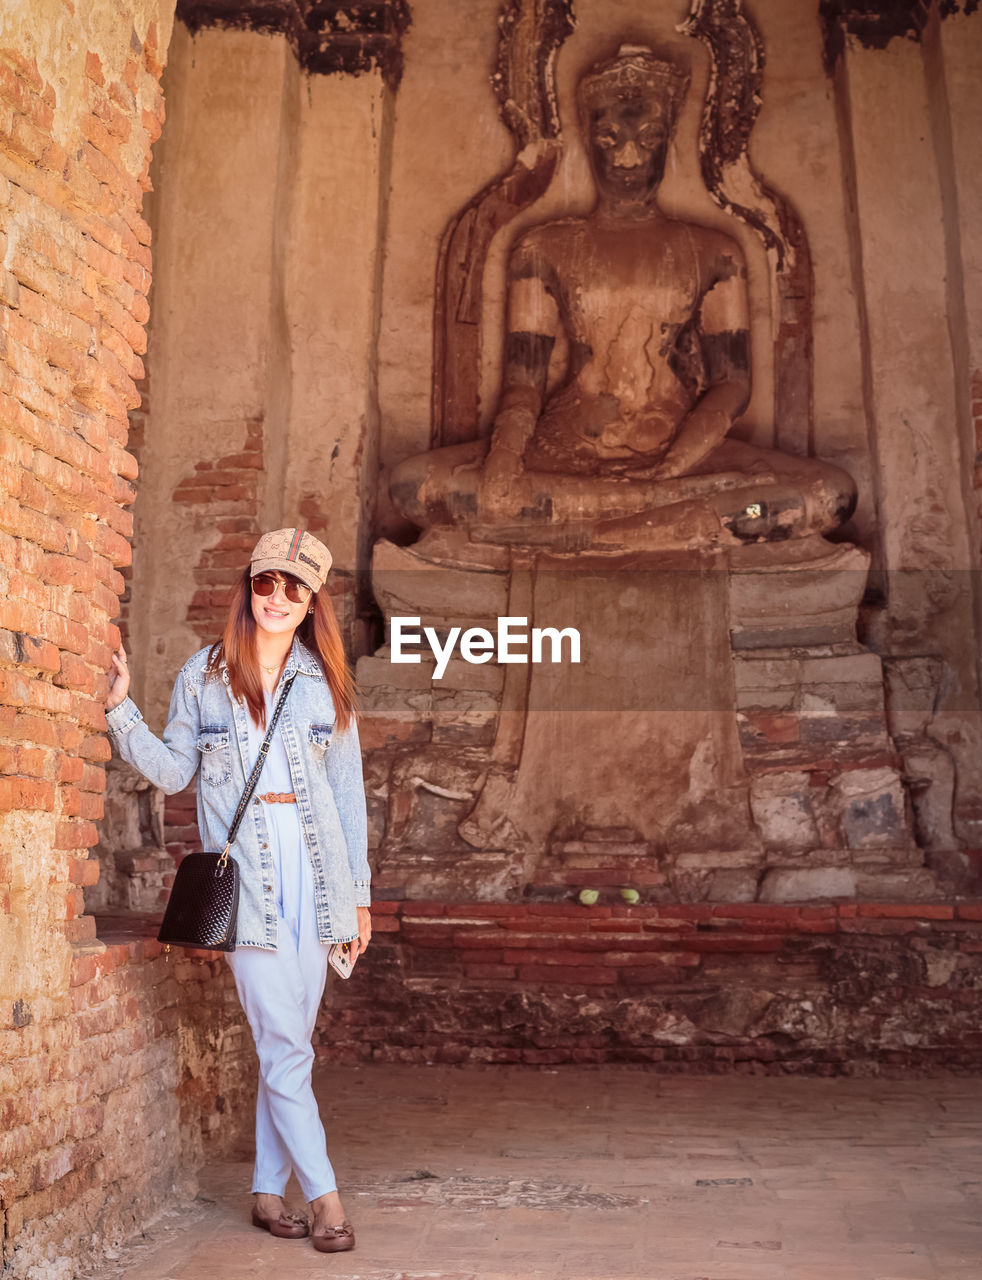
{"left": 106, "top": 644, "right": 130, "bottom": 712}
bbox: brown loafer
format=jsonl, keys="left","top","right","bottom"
{"left": 311, "top": 1220, "right": 355, "bottom": 1253}
{"left": 251, "top": 1207, "right": 309, "bottom": 1239}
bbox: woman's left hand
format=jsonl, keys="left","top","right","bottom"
{"left": 354, "top": 906, "right": 372, "bottom": 959}
{"left": 106, "top": 645, "right": 131, "bottom": 712}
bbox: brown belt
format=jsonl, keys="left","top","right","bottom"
{"left": 258, "top": 792, "right": 296, "bottom": 804}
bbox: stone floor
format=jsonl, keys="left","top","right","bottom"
{"left": 90, "top": 1064, "right": 982, "bottom": 1280}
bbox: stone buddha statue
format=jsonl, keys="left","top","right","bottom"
{"left": 390, "top": 45, "right": 856, "bottom": 553}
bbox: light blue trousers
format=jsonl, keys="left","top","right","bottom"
{"left": 226, "top": 872, "right": 335, "bottom": 1203}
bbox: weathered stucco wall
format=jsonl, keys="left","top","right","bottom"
{"left": 131, "top": 24, "right": 390, "bottom": 727}
{"left": 835, "top": 14, "right": 982, "bottom": 847}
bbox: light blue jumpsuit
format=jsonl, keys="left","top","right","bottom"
{"left": 227, "top": 686, "right": 336, "bottom": 1202}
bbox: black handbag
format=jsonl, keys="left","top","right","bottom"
{"left": 157, "top": 674, "right": 296, "bottom": 951}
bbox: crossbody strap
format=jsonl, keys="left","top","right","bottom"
{"left": 218, "top": 673, "right": 296, "bottom": 868}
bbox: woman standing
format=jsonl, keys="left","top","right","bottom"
{"left": 104, "top": 529, "right": 370, "bottom": 1254}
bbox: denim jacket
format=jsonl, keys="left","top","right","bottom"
{"left": 105, "top": 638, "right": 370, "bottom": 949}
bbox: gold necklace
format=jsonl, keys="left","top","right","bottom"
{"left": 259, "top": 660, "right": 282, "bottom": 674}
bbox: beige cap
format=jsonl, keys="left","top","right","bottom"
{"left": 249, "top": 528, "right": 332, "bottom": 593}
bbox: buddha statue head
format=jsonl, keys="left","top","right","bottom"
{"left": 577, "top": 45, "right": 690, "bottom": 208}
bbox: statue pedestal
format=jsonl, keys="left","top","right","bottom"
{"left": 362, "top": 532, "right": 938, "bottom": 902}
{"left": 455, "top": 547, "right": 755, "bottom": 858}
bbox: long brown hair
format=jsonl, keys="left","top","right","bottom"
{"left": 207, "top": 568, "right": 356, "bottom": 731}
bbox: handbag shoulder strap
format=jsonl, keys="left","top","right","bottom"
{"left": 219, "top": 673, "right": 296, "bottom": 864}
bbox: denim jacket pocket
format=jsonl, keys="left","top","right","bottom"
{"left": 307, "top": 723, "right": 334, "bottom": 755}
{"left": 196, "top": 726, "right": 232, "bottom": 786}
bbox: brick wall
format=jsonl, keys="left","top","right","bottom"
{"left": 117, "top": 365, "right": 150, "bottom": 656}
{"left": 319, "top": 900, "right": 982, "bottom": 1070}
{"left": 0, "top": 23, "right": 163, "bottom": 906}
{"left": 0, "top": 7, "right": 254, "bottom": 1274}
{"left": 1, "top": 933, "right": 251, "bottom": 1277}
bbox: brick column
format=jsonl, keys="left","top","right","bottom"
{"left": 0, "top": 2, "right": 175, "bottom": 1268}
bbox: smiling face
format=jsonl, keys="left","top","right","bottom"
{"left": 250, "top": 571, "right": 311, "bottom": 638}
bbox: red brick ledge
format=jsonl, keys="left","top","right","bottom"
{"left": 88, "top": 900, "right": 982, "bottom": 974}
{"left": 86, "top": 903, "right": 982, "bottom": 1072}
{"left": 368, "top": 900, "right": 980, "bottom": 921}
{"left": 93, "top": 900, "right": 982, "bottom": 942}
{"left": 358, "top": 900, "right": 982, "bottom": 980}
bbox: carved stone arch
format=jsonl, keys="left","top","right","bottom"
{"left": 431, "top": 0, "right": 575, "bottom": 448}
{"left": 681, "top": 0, "right": 814, "bottom": 456}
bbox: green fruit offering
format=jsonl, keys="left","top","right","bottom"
{"left": 620, "top": 888, "right": 640, "bottom": 905}
{"left": 577, "top": 888, "right": 600, "bottom": 906}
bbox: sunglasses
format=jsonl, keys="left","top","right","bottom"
{"left": 251, "top": 573, "right": 312, "bottom": 605}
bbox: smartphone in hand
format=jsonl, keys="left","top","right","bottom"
{"left": 328, "top": 940, "right": 357, "bottom": 979}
